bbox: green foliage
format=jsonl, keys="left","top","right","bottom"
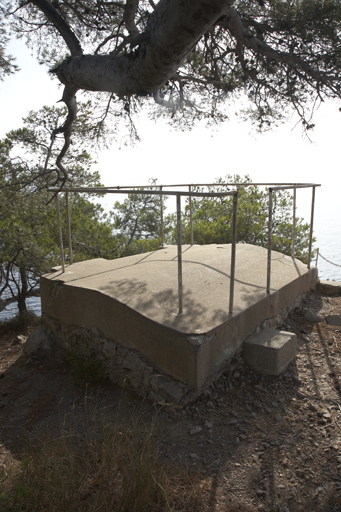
{"left": 0, "top": 187, "right": 118, "bottom": 311}
{"left": 0, "top": 12, "right": 18, "bottom": 80}
{"left": 0, "top": 182, "right": 58, "bottom": 311}
{"left": 167, "top": 175, "right": 313, "bottom": 264}
{"left": 0, "top": 101, "right": 315, "bottom": 317}
{"left": 269, "top": 0, "right": 341, "bottom": 39}
{"left": 4, "top": 0, "right": 341, "bottom": 134}
{"left": 112, "top": 179, "right": 166, "bottom": 257}
{"left": 61, "top": 196, "right": 119, "bottom": 262}
{"left": 0, "top": 105, "right": 118, "bottom": 312}
{"left": 4, "top": 104, "right": 101, "bottom": 191}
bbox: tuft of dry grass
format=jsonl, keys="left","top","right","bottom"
{"left": 0, "top": 413, "right": 209, "bottom": 512}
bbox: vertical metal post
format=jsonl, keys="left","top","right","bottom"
{"left": 292, "top": 187, "right": 296, "bottom": 259}
{"left": 229, "top": 191, "right": 238, "bottom": 315}
{"left": 176, "top": 193, "right": 183, "bottom": 314}
{"left": 267, "top": 188, "right": 273, "bottom": 294}
{"left": 65, "top": 192, "right": 73, "bottom": 265}
{"left": 55, "top": 194, "right": 65, "bottom": 273}
{"left": 189, "top": 185, "right": 193, "bottom": 245}
{"left": 308, "top": 186, "right": 316, "bottom": 269}
{"left": 160, "top": 186, "right": 164, "bottom": 247}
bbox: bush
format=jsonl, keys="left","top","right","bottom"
{"left": 0, "top": 311, "right": 40, "bottom": 336}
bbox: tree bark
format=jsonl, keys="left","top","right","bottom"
{"left": 17, "top": 267, "right": 28, "bottom": 314}
{"left": 53, "top": 0, "right": 235, "bottom": 98}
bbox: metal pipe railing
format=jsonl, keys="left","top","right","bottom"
{"left": 188, "top": 185, "right": 194, "bottom": 246}
{"left": 176, "top": 193, "right": 183, "bottom": 314}
{"left": 56, "top": 187, "right": 238, "bottom": 315}
{"left": 160, "top": 186, "right": 164, "bottom": 247}
{"left": 65, "top": 192, "right": 73, "bottom": 265}
{"left": 91, "top": 182, "right": 318, "bottom": 190}
{"left": 55, "top": 194, "right": 65, "bottom": 273}
{"left": 64, "top": 182, "right": 319, "bottom": 262}
{"left": 229, "top": 192, "right": 238, "bottom": 315}
{"left": 265, "top": 183, "right": 319, "bottom": 292}
{"left": 292, "top": 187, "right": 296, "bottom": 259}
{"left": 267, "top": 188, "right": 273, "bottom": 294}
{"left": 308, "top": 186, "right": 316, "bottom": 269}
{"left": 54, "top": 181, "right": 320, "bottom": 314}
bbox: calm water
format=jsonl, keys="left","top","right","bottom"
{"left": 0, "top": 296, "right": 41, "bottom": 321}
{"left": 0, "top": 271, "right": 42, "bottom": 321}
{"left": 313, "top": 223, "right": 341, "bottom": 282}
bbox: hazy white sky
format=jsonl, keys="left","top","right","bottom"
{"left": 1, "top": 37, "right": 340, "bottom": 228}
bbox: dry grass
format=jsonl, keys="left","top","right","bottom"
{"left": 0, "top": 413, "right": 208, "bottom": 512}
{"left": 0, "top": 313, "right": 207, "bottom": 512}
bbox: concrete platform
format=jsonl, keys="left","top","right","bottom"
{"left": 40, "top": 244, "right": 318, "bottom": 390}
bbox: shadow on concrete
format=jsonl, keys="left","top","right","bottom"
{"left": 97, "top": 277, "right": 213, "bottom": 332}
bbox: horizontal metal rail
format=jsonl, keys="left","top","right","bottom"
{"left": 52, "top": 187, "right": 237, "bottom": 198}
{"left": 58, "top": 182, "right": 319, "bottom": 190}
{"left": 54, "top": 187, "right": 239, "bottom": 316}
{"left": 53, "top": 181, "right": 320, "bottom": 315}
{"left": 266, "top": 184, "right": 318, "bottom": 293}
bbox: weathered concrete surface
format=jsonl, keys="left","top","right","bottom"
{"left": 40, "top": 244, "right": 318, "bottom": 389}
{"left": 243, "top": 329, "right": 297, "bottom": 375}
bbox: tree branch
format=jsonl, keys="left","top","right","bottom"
{"left": 50, "top": 84, "right": 79, "bottom": 187}
{"left": 223, "top": 7, "right": 339, "bottom": 96}
{"left": 30, "top": 0, "right": 83, "bottom": 56}
{"left": 52, "top": 0, "right": 235, "bottom": 97}
{"left": 123, "top": 0, "right": 139, "bottom": 38}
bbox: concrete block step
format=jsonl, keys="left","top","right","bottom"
{"left": 243, "top": 328, "right": 297, "bottom": 376}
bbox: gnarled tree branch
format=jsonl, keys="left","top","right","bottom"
{"left": 51, "top": 0, "right": 235, "bottom": 97}
{"left": 30, "top": 0, "right": 83, "bottom": 56}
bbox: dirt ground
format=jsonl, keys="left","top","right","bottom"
{"left": 0, "top": 290, "right": 341, "bottom": 512}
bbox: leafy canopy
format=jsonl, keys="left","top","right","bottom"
{"left": 0, "top": 105, "right": 118, "bottom": 312}
{"left": 2, "top": 0, "right": 341, "bottom": 183}
{"left": 112, "top": 179, "right": 167, "bottom": 257}
{"left": 112, "top": 175, "right": 314, "bottom": 264}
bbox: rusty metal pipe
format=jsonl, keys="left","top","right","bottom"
{"left": 55, "top": 194, "right": 65, "bottom": 273}
{"left": 229, "top": 192, "right": 238, "bottom": 315}
{"left": 308, "top": 186, "right": 316, "bottom": 269}
{"left": 292, "top": 187, "right": 296, "bottom": 259}
{"left": 176, "top": 193, "right": 183, "bottom": 314}
{"left": 65, "top": 192, "right": 73, "bottom": 265}
{"left": 267, "top": 188, "right": 273, "bottom": 294}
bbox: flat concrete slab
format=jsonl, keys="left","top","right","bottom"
{"left": 243, "top": 329, "right": 297, "bottom": 375}
{"left": 41, "top": 244, "right": 318, "bottom": 389}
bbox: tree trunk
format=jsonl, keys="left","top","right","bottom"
{"left": 18, "top": 268, "right": 28, "bottom": 314}
{"left": 53, "top": 0, "right": 235, "bottom": 97}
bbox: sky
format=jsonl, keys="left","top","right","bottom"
{"left": 1, "top": 37, "right": 340, "bottom": 277}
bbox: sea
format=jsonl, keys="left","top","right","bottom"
{"left": 313, "top": 223, "right": 341, "bottom": 282}
{"left": 0, "top": 296, "right": 41, "bottom": 321}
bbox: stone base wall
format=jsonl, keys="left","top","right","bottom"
{"left": 42, "top": 314, "right": 189, "bottom": 403}
{"left": 38, "top": 292, "right": 307, "bottom": 404}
